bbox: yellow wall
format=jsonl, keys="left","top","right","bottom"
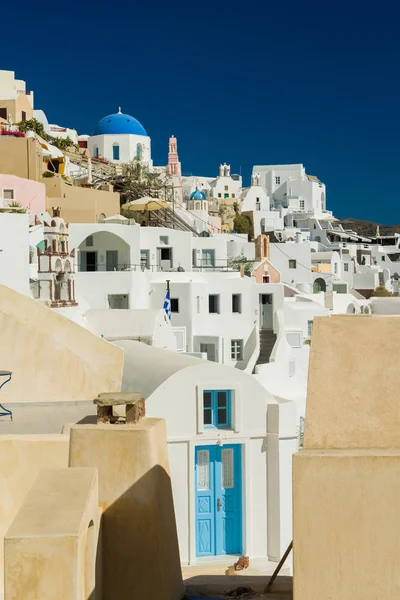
{"left": 0, "top": 284, "right": 123, "bottom": 403}
{"left": 4, "top": 467, "right": 99, "bottom": 600}
{"left": 0, "top": 95, "right": 34, "bottom": 123}
{"left": 313, "top": 262, "right": 332, "bottom": 273}
{"left": 0, "top": 435, "right": 69, "bottom": 593}
{"left": 294, "top": 315, "right": 400, "bottom": 599}
{"left": 304, "top": 315, "right": 400, "bottom": 450}
{"left": 45, "top": 176, "right": 120, "bottom": 223}
{"left": 294, "top": 450, "right": 400, "bottom": 600}
{"left": 69, "top": 419, "right": 183, "bottom": 600}
{"left": 0, "top": 137, "right": 43, "bottom": 181}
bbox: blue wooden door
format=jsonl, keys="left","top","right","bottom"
{"left": 195, "top": 445, "right": 242, "bottom": 557}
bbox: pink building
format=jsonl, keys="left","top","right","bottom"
{"left": 0, "top": 174, "right": 46, "bottom": 224}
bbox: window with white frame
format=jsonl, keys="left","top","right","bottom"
{"left": 275, "top": 176, "right": 281, "bottom": 185}
{"left": 382, "top": 255, "right": 386, "bottom": 261}
{"left": 159, "top": 236, "right": 169, "bottom": 245}
{"left": 344, "top": 263, "right": 349, "bottom": 272}
{"left": 3, "top": 189, "right": 14, "bottom": 200}
{"left": 231, "top": 339, "right": 243, "bottom": 361}
{"left": 307, "top": 320, "right": 313, "bottom": 338}
{"left": 289, "top": 259, "right": 297, "bottom": 269}
{"left": 334, "top": 263, "right": 338, "bottom": 273}
{"left": 203, "top": 390, "right": 232, "bottom": 429}
{"left": 86, "top": 236, "right": 94, "bottom": 247}
{"left": 202, "top": 249, "right": 215, "bottom": 267}
{"left": 299, "top": 200, "right": 305, "bottom": 209}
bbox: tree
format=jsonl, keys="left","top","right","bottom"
{"left": 118, "top": 158, "right": 173, "bottom": 206}
{"left": 17, "top": 118, "right": 49, "bottom": 140}
{"left": 51, "top": 136, "right": 75, "bottom": 151}
{"left": 233, "top": 214, "right": 252, "bottom": 236}
{"left": 6, "top": 201, "right": 27, "bottom": 214}
{"left": 370, "top": 286, "right": 393, "bottom": 297}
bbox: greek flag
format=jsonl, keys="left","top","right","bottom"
{"left": 163, "top": 288, "right": 171, "bottom": 320}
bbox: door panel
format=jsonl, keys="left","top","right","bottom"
{"left": 106, "top": 250, "right": 118, "bottom": 271}
{"left": 215, "top": 445, "right": 242, "bottom": 555}
{"left": 195, "top": 447, "right": 216, "bottom": 556}
{"left": 260, "top": 294, "right": 273, "bottom": 329}
{"left": 195, "top": 444, "right": 242, "bottom": 557}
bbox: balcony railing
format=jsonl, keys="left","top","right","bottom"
{"left": 76, "top": 260, "right": 247, "bottom": 273}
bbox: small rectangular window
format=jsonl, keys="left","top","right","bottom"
{"left": 232, "top": 294, "right": 242, "bottom": 313}
{"left": 203, "top": 391, "right": 212, "bottom": 425}
{"left": 202, "top": 249, "right": 215, "bottom": 267}
{"left": 382, "top": 256, "right": 386, "bottom": 261}
{"left": 344, "top": 263, "right": 349, "bottom": 272}
{"left": 3, "top": 189, "right": 14, "bottom": 200}
{"left": 209, "top": 294, "right": 220, "bottom": 313}
{"left": 224, "top": 185, "right": 228, "bottom": 191}
{"left": 289, "top": 259, "right": 296, "bottom": 269}
{"left": 218, "top": 193, "right": 222, "bottom": 198}
{"left": 21, "top": 111, "right": 26, "bottom": 121}
{"left": 275, "top": 176, "right": 281, "bottom": 185}
{"left": 86, "top": 235, "right": 94, "bottom": 247}
{"left": 170, "top": 298, "right": 179, "bottom": 313}
{"left": 224, "top": 193, "right": 229, "bottom": 199}
{"left": 160, "top": 247, "right": 171, "bottom": 260}
{"left": 232, "top": 193, "right": 235, "bottom": 198}
{"left": 231, "top": 339, "right": 243, "bottom": 361}
{"left": 140, "top": 250, "right": 149, "bottom": 269}
{"left": 159, "top": 236, "right": 169, "bottom": 245}
{"left": 0, "top": 108, "right": 7, "bottom": 120}
{"left": 203, "top": 390, "right": 231, "bottom": 429}
{"left": 308, "top": 320, "right": 313, "bottom": 338}
{"left": 300, "top": 200, "right": 305, "bottom": 209}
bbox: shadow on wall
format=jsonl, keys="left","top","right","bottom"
{"left": 94, "top": 465, "right": 182, "bottom": 600}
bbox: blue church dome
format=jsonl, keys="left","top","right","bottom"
{"left": 92, "top": 109, "right": 147, "bottom": 137}
{"left": 190, "top": 188, "right": 207, "bottom": 200}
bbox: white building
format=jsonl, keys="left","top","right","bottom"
{"left": 0, "top": 212, "right": 30, "bottom": 296}
{"left": 269, "top": 241, "right": 313, "bottom": 293}
{"left": 117, "top": 339, "right": 297, "bottom": 565}
{"left": 87, "top": 108, "right": 151, "bottom": 165}
{"left": 210, "top": 164, "right": 242, "bottom": 203}
{"left": 253, "top": 164, "right": 329, "bottom": 220}
{"left": 241, "top": 173, "right": 284, "bottom": 235}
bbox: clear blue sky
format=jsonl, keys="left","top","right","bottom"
{"left": 2, "top": 0, "right": 400, "bottom": 223}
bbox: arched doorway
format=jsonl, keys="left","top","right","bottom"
{"left": 78, "top": 232, "right": 131, "bottom": 272}
{"left": 313, "top": 278, "right": 326, "bottom": 293}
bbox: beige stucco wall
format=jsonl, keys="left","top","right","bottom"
{"left": 0, "top": 435, "right": 69, "bottom": 595}
{"left": 0, "top": 95, "right": 34, "bottom": 124}
{"left": 293, "top": 450, "right": 400, "bottom": 599}
{"left": 45, "top": 176, "right": 120, "bottom": 223}
{"left": 294, "top": 315, "right": 400, "bottom": 599}
{"left": 0, "top": 284, "right": 123, "bottom": 403}
{"left": 304, "top": 315, "right": 400, "bottom": 450}
{"left": 0, "top": 137, "right": 43, "bottom": 182}
{"left": 69, "top": 419, "right": 183, "bottom": 600}
{"left": 4, "top": 467, "right": 99, "bottom": 600}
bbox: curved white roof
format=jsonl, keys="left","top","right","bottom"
{"left": 114, "top": 340, "right": 202, "bottom": 399}
{"left": 114, "top": 340, "right": 277, "bottom": 405}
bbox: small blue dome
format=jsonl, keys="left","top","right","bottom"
{"left": 92, "top": 111, "right": 147, "bottom": 137}
{"left": 190, "top": 188, "right": 207, "bottom": 200}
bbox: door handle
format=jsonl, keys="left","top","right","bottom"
{"left": 217, "top": 498, "right": 221, "bottom": 512}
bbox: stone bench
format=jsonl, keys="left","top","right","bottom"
{"left": 94, "top": 392, "right": 145, "bottom": 425}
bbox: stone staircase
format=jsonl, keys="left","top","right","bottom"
{"left": 257, "top": 329, "right": 277, "bottom": 365}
